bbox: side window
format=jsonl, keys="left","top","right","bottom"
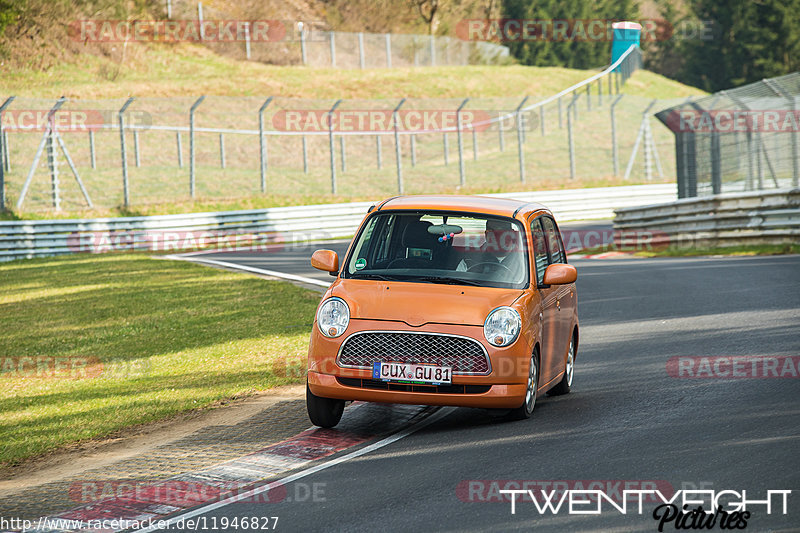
{"left": 530, "top": 218, "right": 549, "bottom": 285}
{"left": 541, "top": 216, "right": 565, "bottom": 264}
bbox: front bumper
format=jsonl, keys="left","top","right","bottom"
{"left": 307, "top": 319, "right": 534, "bottom": 409}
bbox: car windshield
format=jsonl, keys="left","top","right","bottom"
{"left": 344, "top": 211, "right": 529, "bottom": 289}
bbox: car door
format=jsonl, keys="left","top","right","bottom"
{"left": 529, "top": 217, "right": 560, "bottom": 387}
{"left": 541, "top": 216, "right": 572, "bottom": 382}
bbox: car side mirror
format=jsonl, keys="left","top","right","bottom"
{"left": 542, "top": 263, "right": 577, "bottom": 286}
{"left": 311, "top": 249, "right": 339, "bottom": 273}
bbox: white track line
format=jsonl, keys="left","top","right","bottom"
{"left": 132, "top": 407, "right": 454, "bottom": 532}
{"left": 165, "top": 254, "right": 331, "bottom": 288}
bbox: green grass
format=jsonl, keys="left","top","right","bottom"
{"left": 580, "top": 243, "right": 800, "bottom": 257}
{"left": 0, "top": 253, "right": 319, "bottom": 466}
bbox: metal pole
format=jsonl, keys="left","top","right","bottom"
{"left": 598, "top": 78, "right": 603, "bottom": 106}
{"left": 329, "top": 32, "right": 336, "bottom": 68}
{"left": 55, "top": 132, "right": 93, "bottom": 207}
{"left": 376, "top": 135, "right": 382, "bottom": 169}
{"left": 89, "top": 131, "right": 96, "bottom": 169}
{"left": 515, "top": 96, "right": 529, "bottom": 183}
{"left": 608, "top": 70, "right": 613, "bottom": 98}
{"left": 540, "top": 106, "right": 546, "bottom": 136}
{"left": 443, "top": 134, "right": 449, "bottom": 165}
{"left": 244, "top": 22, "right": 251, "bottom": 60}
{"left": 358, "top": 33, "right": 365, "bottom": 69}
{"left": 456, "top": 98, "right": 469, "bottom": 186}
{"left": 430, "top": 35, "right": 436, "bottom": 66}
{"left": 133, "top": 130, "right": 141, "bottom": 167}
{"left": 339, "top": 136, "right": 346, "bottom": 172}
{"left": 610, "top": 95, "right": 623, "bottom": 176}
{"left": 176, "top": 132, "right": 183, "bottom": 168}
{"left": 586, "top": 85, "right": 591, "bottom": 112}
{"left": 2, "top": 130, "right": 9, "bottom": 172}
{"left": 328, "top": 99, "right": 342, "bottom": 194}
{"left": 0, "top": 96, "right": 15, "bottom": 210}
{"left": 197, "top": 2, "right": 204, "bottom": 41}
{"left": 300, "top": 26, "right": 307, "bottom": 65}
{"left": 410, "top": 134, "right": 416, "bottom": 166}
{"left": 791, "top": 96, "right": 799, "bottom": 187}
{"left": 219, "top": 133, "right": 225, "bottom": 169}
{"left": 189, "top": 95, "right": 205, "bottom": 198}
{"left": 118, "top": 97, "right": 134, "bottom": 207}
{"left": 48, "top": 120, "right": 60, "bottom": 210}
{"left": 472, "top": 126, "right": 478, "bottom": 161}
{"left": 558, "top": 96, "right": 563, "bottom": 129}
{"left": 498, "top": 114, "right": 505, "bottom": 152}
{"left": 568, "top": 100, "right": 576, "bottom": 180}
{"left": 393, "top": 98, "right": 407, "bottom": 194}
{"left": 16, "top": 129, "right": 48, "bottom": 210}
{"left": 385, "top": 34, "right": 392, "bottom": 68}
{"left": 258, "top": 96, "right": 273, "bottom": 193}
{"left": 302, "top": 136, "right": 308, "bottom": 173}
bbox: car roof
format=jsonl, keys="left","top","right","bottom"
{"left": 376, "top": 195, "right": 550, "bottom": 219}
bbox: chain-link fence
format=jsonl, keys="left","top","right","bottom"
{"left": 656, "top": 72, "right": 800, "bottom": 198}
{"left": 0, "top": 48, "right": 672, "bottom": 214}
{"left": 158, "top": 1, "right": 509, "bottom": 68}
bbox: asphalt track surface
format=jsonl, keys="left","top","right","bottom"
{"left": 165, "top": 237, "right": 800, "bottom": 532}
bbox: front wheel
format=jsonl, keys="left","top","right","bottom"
{"left": 306, "top": 382, "right": 345, "bottom": 428}
{"left": 548, "top": 334, "right": 575, "bottom": 396}
{"left": 509, "top": 352, "right": 539, "bottom": 420}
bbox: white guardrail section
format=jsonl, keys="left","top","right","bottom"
{"left": 614, "top": 188, "right": 800, "bottom": 247}
{"left": 0, "top": 184, "right": 677, "bottom": 261}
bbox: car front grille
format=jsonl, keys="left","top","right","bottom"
{"left": 337, "top": 377, "right": 491, "bottom": 394}
{"left": 337, "top": 331, "right": 491, "bottom": 375}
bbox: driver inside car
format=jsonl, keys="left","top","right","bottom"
{"left": 456, "top": 219, "right": 524, "bottom": 281}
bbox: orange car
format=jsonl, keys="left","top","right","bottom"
{"left": 306, "top": 195, "right": 578, "bottom": 427}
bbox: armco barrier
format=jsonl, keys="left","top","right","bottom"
{"left": 614, "top": 188, "right": 800, "bottom": 247}
{"left": 0, "top": 184, "right": 677, "bottom": 261}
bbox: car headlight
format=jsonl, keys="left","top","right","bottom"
{"left": 317, "top": 297, "right": 350, "bottom": 338}
{"left": 484, "top": 307, "right": 521, "bottom": 347}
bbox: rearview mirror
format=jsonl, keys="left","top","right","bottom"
{"left": 542, "top": 264, "right": 577, "bottom": 286}
{"left": 311, "top": 249, "right": 339, "bottom": 273}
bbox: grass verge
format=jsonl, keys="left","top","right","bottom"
{"left": 0, "top": 253, "right": 319, "bottom": 466}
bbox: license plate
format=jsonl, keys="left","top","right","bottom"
{"left": 372, "top": 362, "right": 452, "bottom": 385}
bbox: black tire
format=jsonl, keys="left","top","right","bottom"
{"left": 548, "top": 332, "right": 575, "bottom": 396}
{"left": 509, "top": 351, "right": 539, "bottom": 420}
{"left": 306, "top": 382, "right": 345, "bottom": 428}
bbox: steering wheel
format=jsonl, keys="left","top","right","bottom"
{"left": 467, "top": 261, "right": 512, "bottom": 274}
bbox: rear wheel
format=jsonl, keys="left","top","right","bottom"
{"left": 509, "top": 351, "right": 539, "bottom": 420}
{"left": 306, "top": 382, "right": 345, "bottom": 428}
{"left": 548, "top": 334, "right": 575, "bottom": 396}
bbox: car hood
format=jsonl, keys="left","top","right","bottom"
{"left": 330, "top": 279, "right": 523, "bottom": 327}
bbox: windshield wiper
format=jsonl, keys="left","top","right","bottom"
{"left": 416, "top": 276, "right": 485, "bottom": 286}
{"left": 350, "top": 273, "right": 400, "bottom": 281}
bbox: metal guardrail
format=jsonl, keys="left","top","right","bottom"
{"left": 614, "top": 188, "right": 800, "bottom": 247}
{"left": 0, "top": 184, "right": 676, "bottom": 261}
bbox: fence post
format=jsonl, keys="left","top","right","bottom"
{"left": 567, "top": 98, "right": 576, "bottom": 180}
{"left": 610, "top": 95, "right": 624, "bottom": 176}
{"left": 328, "top": 99, "right": 342, "bottom": 194}
{"left": 393, "top": 98, "right": 407, "bottom": 194}
{"left": 0, "top": 96, "right": 15, "bottom": 210}
{"left": 540, "top": 106, "right": 546, "bottom": 136}
{"left": 558, "top": 96, "right": 563, "bottom": 129}
{"left": 302, "top": 136, "right": 308, "bottom": 174}
{"left": 133, "top": 130, "right": 141, "bottom": 167}
{"left": 118, "top": 97, "right": 134, "bottom": 207}
{"left": 2, "top": 129, "right": 9, "bottom": 172}
{"left": 472, "top": 126, "right": 478, "bottom": 161}
{"left": 608, "top": 70, "right": 613, "bottom": 98}
{"left": 176, "top": 132, "right": 183, "bottom": 168}
{"left": 443, "top": 133, "right": 449, "bottom": 165}
{"left": 430, "top": 35, "right": 436, "bottom": 66}
{"left": 339, "top": 136, "right": 346, "bottom": 172}
{"left": 410, "top": 134, "right": 417, "bottom": 166}
{"left": 189, "top": 95, "right": 205, "bottom": 198}
{"left": 258, "top": 96, "right": 273, "bottom": 193}
{"left": 515, "top": 96, "right": 529, "bottom": 183}
{"left": 456, "top": 98, "right": 469, "bottom": 186}
{"left": 498, "top": 114, "right": 505, "bottom": 152}
{"left": 219, "top": 133, "right": 226, "bottom": 169}
{"left": 197, "top": 2, "right": 204, "bottom": 40}
{"left": 597, "top": 78, "right": 603, "bottom": 106}
{"left": 89, "top": 131, "right": 96, "bottom": 169}
{"left": 299, "top": 22, "right": 307, "bottom": 65}
{"left": 385, "top": 34, "right": 392, "bottom": 68}
{"left": 329, "top": 32, "right": 336, "bottom": 68}
{"left": 244, "top": 22, "right": 251, "bottom": 60}
{"left": 792, "top": 96, "right": 799, "bottom": 187}
{"left": 376, "top": 135, "right": 382, "bottom": 169}
{"left": 48, "top": 112, "right": 60, "bottom": 210}
{"left": 586, "top": 84, "right": 591, "bottom": 112}
{"left": 358, "top": 33, "right": 365, "bottom": 69}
